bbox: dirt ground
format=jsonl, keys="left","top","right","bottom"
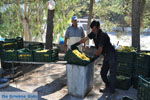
{"left": 0, "top": 55, "right": 137, "bottom": 100}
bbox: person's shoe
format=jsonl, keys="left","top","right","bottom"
{"left": 99, "top": 83, "right": 110, "bottom": 93}
{"left": 99, "top": 87, "right": 109, "bottom": 93}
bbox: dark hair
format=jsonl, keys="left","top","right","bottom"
{"left": 90, "top": 20, "right": 100, "bottom": 28}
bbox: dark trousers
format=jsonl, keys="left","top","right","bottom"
{"left": 100, "top": 51, "right": 117, "bottom": 91}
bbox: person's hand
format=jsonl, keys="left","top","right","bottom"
{"left": 82, "top": 45, "right": 89, "bottom": 52}
{"left": 71, "top": 44, "right": 78, "bottom": 50}
{"left": 90, "top": 55, "right": 99, "bottom": 62}
{"left": 90, "top": 57, "right": 96, "bottom": 62}
{"left": 71, "top": 42, "right": 81, "bottom": 50}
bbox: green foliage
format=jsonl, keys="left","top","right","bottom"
{"left": 0, "top": 3, "right": 23, "bottom": 38}
{"left": 0, "top": 0, "right": 47, "bottom": 40}
{"left": 0, "top": 0, "right": 86, "bottom": 41}
{"left": 94, "top": 0, "right": 150, "bottom": 31}
{"left": 53, "top": 0, "right": 85, "bottom": 42}
{"left": 27, "top": 0, "right": 46, "bottom": 40}
{"left": 0, "top": 0, "right": 150, "bottom": 41}
{"left": 143, "top": 0, "right": 150, "bottom": 28}
{"left": 93, "top": 0, "right": 132, "bottom": 31}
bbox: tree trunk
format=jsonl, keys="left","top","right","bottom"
{"left": 0, "top": 11, "right": 2, "bottom": 24}
{"left": 132, "top": 0, "right": 146, "bottom": 51}
{"left": 86, "top": 0, "right": 94, "bottom": 45}
{"left": 140, "top": 0, "right": 146, "bottom": 28}
{"left": 23, "top": 17, "right": 31, "bottom": 41}
{"left": 45, "top": 9, "right": 55, "bottom": 49}
{"left": 87, "top": 0, "right": 94, "bottom": 34}
{"left": 17, "top": 0, "right": 23, "bottom": 37}
{"left": 132, "top": 0, "right": 141, "bottom": 51}
{"left": 22, "top": 0, "right": 31, "bottom": 41}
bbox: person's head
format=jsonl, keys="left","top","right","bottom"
{"left": 71, "top": 16, "right": 78, "bottom": 27}
{"left": 90, "top": 20, "right": 100, "bottom": 33}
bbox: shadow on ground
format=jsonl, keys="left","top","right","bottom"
{"left": 2, "top": 62, "right": 44, "bottom": 79}
{"left": 60, "top": 94, "right": 84, "bottom": 100}
{"left": 33, "top": 74, "right": 66, "bottom": 96}
{"left": 60, "top": 90, "right": 100, "bottom": 100}
{"left": 60, "top": 93, "right": 109, "bottom": 100}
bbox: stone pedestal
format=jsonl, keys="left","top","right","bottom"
{"left": 66, "top": 63, "right": 94, "bottom": 98}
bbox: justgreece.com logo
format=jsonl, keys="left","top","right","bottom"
{"left": 0, "top": 92, "right": 38, "bottom": 100}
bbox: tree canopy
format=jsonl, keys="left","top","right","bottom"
{"left": 0, "top": 0, "right": 149, "bottom": 41}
